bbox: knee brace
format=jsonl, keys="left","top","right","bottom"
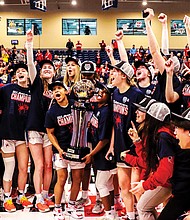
{"left": 3, "top": 156, "right": 15, "bottom": 182}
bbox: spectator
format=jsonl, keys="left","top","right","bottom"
{"left": 134, "top": 49, "right": 143, "bottom": 61}
{"left": 95, "top": 51, "right": 102, "bottom": 69}
{"left": 99, "top": 40, "right": 106, "bottom": 51}
{"left": 66, "top": 38, "right": 74, "bottom": 57}
{"left": 44, "top": 49, "right": 52, "bottom": 61}
{"left": 76, "top": 40, "right": 82, "bottom": 55}
{"left": 111, "top": 39, "right": 118, "bottom": 52}
{"left": 53, "top": 55, "right": 62, "bottom": 79}
{"left": 139, "top": 46, "right": 145, "bottom": 60}
{"left": 84, "top": 26, "right": 91, "bottom": 35}
{"left": 16, "top": 49, "right": 26, "bottom": 64}
{"left": 129, "top": 45, "right": 137, "bottom": 62}
{"left": 35, "top": 49, "right": 44, "bottom": 63}
{"left": 184, "top": 43, "right": 190, "bottom": 61}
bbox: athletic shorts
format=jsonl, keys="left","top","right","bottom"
{"left": 117, "top": 162, "right": 132, "bottom": 169}
{"left": 53, "top": 153, "right": 85, "bottom": 170}
{"left": 1, "top": 140, "right": 26, "bottom": 153}
{"left": 27, "top": 131, "right": 51, "bottom": 148}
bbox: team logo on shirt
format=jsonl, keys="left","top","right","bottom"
{"left": 18, "top": 103, "right": 29, "bottom": 114}
{"left": 113, "top": 100, "right": 128, "bottom": 116}
{"left": 57, "top": 114, "right": 73, "bottom": 126}
{"left": 122, "top": 97, "right": 129, "bottom": 103}
{"left": 90, "top": 115, "right": 98, "bottom": 129}
{"left": 11, "top": 90, "right": 31, "bottom": 103}
{"left": 114, "top": 113, "right": 122, "bottom": 129}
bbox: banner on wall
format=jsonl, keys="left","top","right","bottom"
{"left": 30, "top": 0, "right": 47, "bottom": 12}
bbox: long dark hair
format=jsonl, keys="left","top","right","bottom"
{"left": 142, "top": 113, "right": 171, "bottom": 178}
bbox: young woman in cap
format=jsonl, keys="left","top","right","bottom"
{"left": 105, "top": 60, "right": 144, "bottom": 220}
{"left": 122, "top": 102, "right": 179, "bottom": 220}
{"left": 76, "top": 60, "right": 105, "bottom": 214}
{"left": 121, "top": 97, "right": 156, "bottom": 192}
{"left": 144, "top": 8, "right": 181, "bottom": 114}
{"left": 82, "top": 84, "right": 117, "bottom": 220}
{"left": 25, "top": 30, "right": 54, "bottom": 212}
{"left": 105, "top": 29, "right": 144, "bottom": 220}
{"left": 63, "top": 57, "right": 80, "bottom": 92}
{"left": 45, "top": 81, "right": 84, "bottom": 220}
{"left": 158, "top": 108, "right": 190, "bottom": 220}
{"left": 0, "top": 63, "right": 32, "bottom": 212}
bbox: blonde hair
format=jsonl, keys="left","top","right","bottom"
{"left": 63, "top": 65, "right": 80, "bottom": 88}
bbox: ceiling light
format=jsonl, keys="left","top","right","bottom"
{"left": 142, "top": 0, "right": 147, "bottom": 6}
{"left": 0, "top": 1, "right": 5, "bottom": 5}
{"left": 71, "top": 0, "right": 77, "bottom": 6}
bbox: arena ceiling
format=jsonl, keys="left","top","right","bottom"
{"left": 0, "top": 0, "right": 189, "bottom": 12}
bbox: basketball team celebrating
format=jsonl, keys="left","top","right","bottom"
{"left": 0, "top": 8, "right": 190, "bottom": 220}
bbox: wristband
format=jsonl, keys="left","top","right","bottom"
{"left": 133, "top": 137, "right": 141, "bottom": 143}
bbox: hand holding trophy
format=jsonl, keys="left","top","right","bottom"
{"left": 64, "top": 79, "right": 95, "bottom": 161}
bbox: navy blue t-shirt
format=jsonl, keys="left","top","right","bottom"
{"left": 157, "top": 70, "right": 181, "bottom": 114}
{"left": 45, "top": 101, "right": 73, "bottom": 153}
{"left": 138, "top": 82, "right": 160, "bottom": 101}
{"left": 157, "top": 132, "right": 178, "bottom": 159}
{"left": 112, "top": 86, "right": 144, "bottom": 162}
{"left": 90, "top": 104, "right": 116, "bottom": 171}
{"left": 27, "top": 73, "right": 53, "bottom": 132}
{"left": 175, "top": 80, "right": 190, "bottom": 112}
{"left": 0, "top": 83, "right": 31, "bottom": 140}
{"left": 171, "top": 148, "right": 190, "bottom": 195}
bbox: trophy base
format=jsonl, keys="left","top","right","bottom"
{"left": 64, "top": 146, "right": 90, "bottom": 162}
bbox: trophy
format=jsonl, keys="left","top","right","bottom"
{"left": 64, "top": 79, "right": 95, "bottom": 162}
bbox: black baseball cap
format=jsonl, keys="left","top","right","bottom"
{"left": 48, "top": 80, "right": 67, "bottom": 91}
{"left": 134, "top": 61, "right": 151, "bottom": 75}
{"left": 65, "top": 56, "right": 79, "bottom": 66}
{"left": 81, "top": 61, "right": 96, "bottom": 75}
{"left": 172, "top": 108, "right": 190, "bottom": 130}
{"left": 14, "top": 63, "right": 28, "bottom": 72}
{"left": 39, "top": 60, "right": 55, "bottom": 70}
{"left": 133, "top": 96, "right": 156, "bottom": 113}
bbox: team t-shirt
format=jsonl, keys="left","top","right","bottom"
{"left": 175, "top": 80, "right": 190, "bottom": 112}
{"left": 90, "top": 104, "right": 116, "bottom": 171}
{"left": 26, "top": 73, "right": 53, "bottom": 132}
{"left": 45, "top": 101, "right": 73, "bottom": 153}
{"left": 0, "top": 83, "right": 31, "bottom": 140}
{"left": 112, "top": 86, "right": 144, "bottom": 162}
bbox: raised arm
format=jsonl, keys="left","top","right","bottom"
{"left": 115, "top": 30, "right": 129, "bottom": 63}
{"left": 165, "top": 58, "right": 180, "bottom": 103}
{"left": 158, "top": 13, "right": 169, "bottom": 55}
{"left": 144, "top": 8, "right": 165, "bottom": 74}
{"left": 25, "top": 29, "right": 37, "bottom": 84}
{"left": 184, "top": 15, "right": 190, "bottom": 45}
{"left": 105, "top": 45, "right": 116, "bottom": 65}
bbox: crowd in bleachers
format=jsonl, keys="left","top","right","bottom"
{"left": 0, "top": 43, "right": 189, "bottom": 87}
